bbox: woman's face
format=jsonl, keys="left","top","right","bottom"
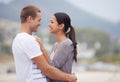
{"left": 49, "top": 16, "right": 60, "bottom": 34}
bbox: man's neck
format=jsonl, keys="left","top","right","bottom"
{"left": 21, "top": 23, "right": 32, "bottom": 35}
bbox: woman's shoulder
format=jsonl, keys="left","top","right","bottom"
{"left": 61, "top": 38, "right": 72, "bottom": 46}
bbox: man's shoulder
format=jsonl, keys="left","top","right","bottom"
{"left": 16, "top": 33, "right": 34, "bottom": 40}
{"left": 13, "top": 33, "right": 36, "bottom": 46}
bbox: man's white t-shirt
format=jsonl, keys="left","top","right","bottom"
{"left": 12, "top": 32, "right": 47, "bottom": 82}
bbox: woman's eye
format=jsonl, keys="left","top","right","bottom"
{"left": 51, "top": 21, "right": 54, "bottom": 23}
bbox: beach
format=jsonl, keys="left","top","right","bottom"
{"left": 0, "top": 71, "right": 120, "bottom": 82}
{"left": 0, "top": 55, "right": 120, "bottom": 82}
{"left": 75, "top": 71, "right": 120, "bottom": 82}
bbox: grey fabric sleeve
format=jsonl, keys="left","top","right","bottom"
{"left": 49, "top": 41, "right": 72, "bottom": 68}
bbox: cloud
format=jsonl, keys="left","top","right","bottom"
{"left": 67, "top": 0, "right": 120, "bottom": 23}
{"left": 0, "top": 0, "right": 13, "bottom": 4}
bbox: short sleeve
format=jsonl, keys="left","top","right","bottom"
{"left": 21, "top": 37, "right": 42, "bottom": 59}
{"left": 49, "top": 41, "right": 73, "bottom": 68}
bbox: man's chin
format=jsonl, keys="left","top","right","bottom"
{"left": 32, "top": 30, "right": 37, "bottom": 33}
{"left": 34, "top": 29, "right": 38, "bottom": 32}
{"left": 49, "top": 30, "right": 52, "bottom": 33}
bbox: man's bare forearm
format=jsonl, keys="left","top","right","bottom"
{"left": 33, "top": 55, "right": 76, "bottom": 82}
{"left": 42, "top": 64, "right": 75, "bottom": 82}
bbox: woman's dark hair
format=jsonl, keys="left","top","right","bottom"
{"left": 54, "top": 12, "right": 77, "bottom": 62}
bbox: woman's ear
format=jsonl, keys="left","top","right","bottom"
{"left": 59, "top": 23, "right": 64, "bottom": 30}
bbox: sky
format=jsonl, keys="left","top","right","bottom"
{"left": 0, "top": 0, "right": 120, "bottom": 23}
{"left": 67, "top": 0, "right": 120, "bottom": 24}
{"left": 0, "top": 0, "right": 12, "bottom": 4}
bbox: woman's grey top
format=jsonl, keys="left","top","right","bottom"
{"left": 48, "top": 38, "right": 74, "bottom": 82}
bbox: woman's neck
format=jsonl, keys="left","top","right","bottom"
{"left": 55, "top": 33, "right": 67, "bottom": 43}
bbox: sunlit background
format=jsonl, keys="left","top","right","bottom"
{"left": 0, "top": 0, "right": 120, "bottom": 82}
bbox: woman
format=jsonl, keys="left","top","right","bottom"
{"left": 35, "top": 12, "right": 77, "bottom": 82}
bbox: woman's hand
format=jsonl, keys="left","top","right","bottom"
{"left": 34, "top": 35, "right": 44, "bottom": 50}
{"left": 33, "top": 35, "right": 50, "bottom": 62}
{"left": 34, "top": 36, "right": 42, "bottom": 46}
{"left": 33, "top": 35, "right": 42, "bottom": 45}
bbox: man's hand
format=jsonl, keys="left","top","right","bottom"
{"left": 69, "top": 74, "right": 77, "bottom": 82}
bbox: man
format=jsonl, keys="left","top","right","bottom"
{"left": 12, "top": 5, "right": 77, "bottom": 82}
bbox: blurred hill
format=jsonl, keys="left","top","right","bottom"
{"left": 0, "top": 0, "right": 120, "bottom": 37}
{"left": 0, "top": 19, "right": 20, "bottom": 40}
{"left": 0, "top": 18, "right": 20, "bottom": 54}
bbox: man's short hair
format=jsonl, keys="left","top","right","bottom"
{"left": 20, "top": 5, "right": 41, "bottom": 23}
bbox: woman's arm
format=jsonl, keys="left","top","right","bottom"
{"left": 34, "top": 35, "right": 50, "bottom": 62}
{"left": 39, "top": 42, "right": 51, "bottom": 62}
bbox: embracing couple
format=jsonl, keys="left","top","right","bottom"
{"left": 12, "top": 5, "right": 77, "bottom": 82}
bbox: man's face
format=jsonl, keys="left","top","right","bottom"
{"left": 30, "top": 12, "right": 41, "bottom": 32}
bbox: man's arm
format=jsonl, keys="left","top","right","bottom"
{"left": 32, "top": 55, "right": 76, "bottom": 82}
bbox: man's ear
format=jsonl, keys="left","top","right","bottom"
{"left": 27, "top": 16, "right": 33, "bottom": 23}
{"left": 59, "top": 23, "right": 64, "bottom": 30}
